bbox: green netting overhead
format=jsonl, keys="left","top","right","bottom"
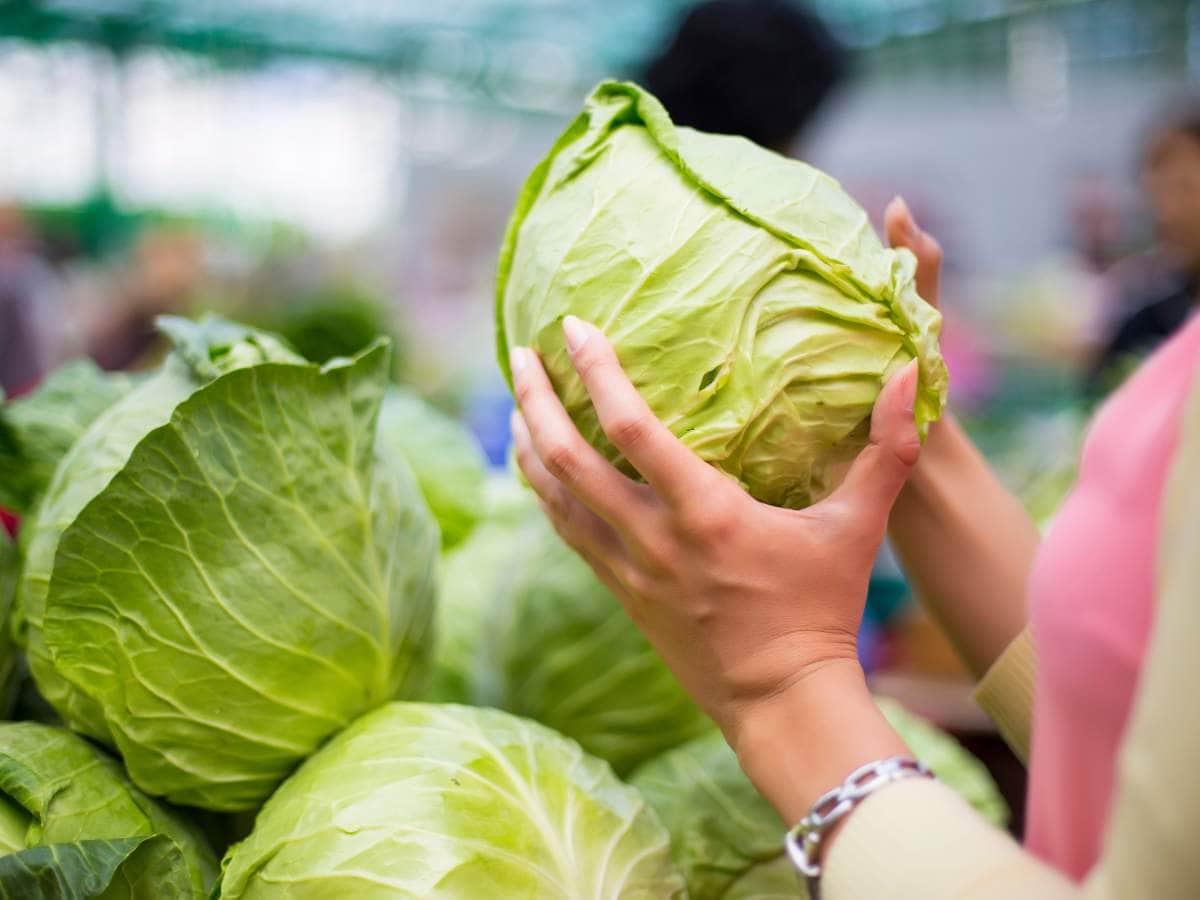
{"left": 0, "top": 1, "right": 1189, "bottom": 91}
{"left": 1, "top": 1, "right": 694, "bottom": 71}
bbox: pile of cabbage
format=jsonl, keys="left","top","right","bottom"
{"left": 0, "top": 84, "right": 987, "bottom": 899}
{"left": 0, "top": 316, "right": 999, "bottom": 899}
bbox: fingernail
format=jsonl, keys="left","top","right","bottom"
{"left": 509, "top": 347, "right": 528, "bottom": 378}
{"left": 562, "top": 316, "right": 590, "bottom": 353}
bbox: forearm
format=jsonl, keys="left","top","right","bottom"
{"left": 733, "top": 660, "right": 908, "bottom": 827}
{"left": 888, "top": 416, "right": 1039, "bottom": 677}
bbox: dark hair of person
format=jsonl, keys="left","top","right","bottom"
{"left": 641, "top": 0, "right": 849, "bottom": 151}
{"left": 1140, "top": 89, "right": 1200, "bottom": 171}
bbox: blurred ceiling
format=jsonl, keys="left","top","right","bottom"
{"left": 0, "top": 0, "right": 1189, "bottom": 113}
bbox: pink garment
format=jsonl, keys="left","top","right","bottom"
{"left": 1025, "top": 312, "right": 1200, "bottom": 880}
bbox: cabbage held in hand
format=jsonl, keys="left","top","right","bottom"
{"left": 217, "top": 703, "right": 686, "bottom": 898}
{"left": 497, "top": 81, "right": 947, "bottom": 508}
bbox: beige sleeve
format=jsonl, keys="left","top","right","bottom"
{"left": 823, "top": 371, "right": 1200, "bottom": 899}
{"left": 973, "top": 626, "right": 1036, "bottom": 763}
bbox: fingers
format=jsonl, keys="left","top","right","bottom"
{"left": 826, "top": 360, "right": 922, "bottom": 531}
{"left": 560, "top": 316, "right": 723, "bottom": 507}
{"left": 884, "top": 196, "right": 942, "bottom": 307}
{"left": 511, "top": 410, "right": 626, "bottom": 561}
{"left": 509, "top": 345, "right": 645, "bottom": 526}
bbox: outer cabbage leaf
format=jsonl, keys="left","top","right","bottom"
{"left": 39, "top": 341, "right": 437, "bottom": 811}
{"left": 498, "top": 81, "right": 947, "bottom": 509}
{"left": 0, "top": 796, "right": 24, "bottom": 855}
{"left": 492, "top": 518, "right": 710, "bottom": 776}
{"left": 154, "top": 315, "right": 303, "bottom": 381}
{"left": 216, "top": 702, "right": 686, "bottom": 899}
{"left": 16, "top": 316, "right": 307, "bottom": 748}
{"left": 15, "top": 317, "right": 308, "bottom": 743}
{"left": 0, "top": 722, "right": 216, "bottom": 899}
{"left": 723, "top": 856, "right": 803, "bottom": 900}
{"left": 630, "top": 730, "right": 786, "bottom": 900}
{"left": 376, "top": 387, "right": 488, "bottom": 549}
{"left": 0, "top": 360, "right": 134, "bottom": 515}
{"left": 632, "top": 700, "right": 1008, "bottom": 899}
{"left": 0, "top": 836, "right": 181, "bottom": 900}
{"left": 15, "top": 362, "right": 199, "bottom": 742}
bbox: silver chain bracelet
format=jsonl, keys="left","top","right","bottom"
{"left": 784, "top": 756, "right": 933, "bottom": 898}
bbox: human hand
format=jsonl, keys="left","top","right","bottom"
{"left": 509, "top": 317, "right": 921, "bottom": 752}
{"left": 884, "top": 195, "right": 943, "bottom": 308}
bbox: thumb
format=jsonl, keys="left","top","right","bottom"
{"left": 828, "top": 360, "right": 922, "bottom": 522}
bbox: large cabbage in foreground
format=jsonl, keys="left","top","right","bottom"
{"left": 216, "top": 702, "right": 686, "bottom": 899}
{"left": 14, "top": 318, "right": 438, "bottom": 811}
{"left": 497, "top": 81, "right": 947, "bottom": 509}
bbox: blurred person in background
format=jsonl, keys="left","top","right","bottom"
{"left": 79, "top": 227, "right": 203, "bottom": 371}
{"left": 1088, "top": 92, "right": 1200, "bottom": 395}
{"left": 1001, "top": 171, "right": 1127, "bottom": 370}
{"left": 643, "top": 0, "right": 848, "bottom": 155}
{"left": 0, "top": 204, "right": 63, "bottom": 397}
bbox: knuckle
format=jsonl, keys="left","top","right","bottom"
{"left": 618, "top": 560, "right": 657, "bottom": 599}
{"left": 685, "top": 495, "right": 739, "bottom": 546}
{"left": 543, "top": 439, "right": 581, "bottom": 483}
{"left": 571, "top": 346, "right": 604, "bottom": 380}
{"left": 891, "top": 432, "right": 922, "bottom": 469}
{"left": 609, "top": 411, "right": 651, "bottom": 449}
{"left": 631, "top": 530, "right": 675, "bottom": 577}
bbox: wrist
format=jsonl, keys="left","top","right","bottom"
{"left": 731, "top": 659, "right": 908, "bottom": 827}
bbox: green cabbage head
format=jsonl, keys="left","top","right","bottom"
{"left": 497, "top": 81, "right": 947, "bottom": 509}
{"left": 0, "top": 722, "right": 217, "bottom": 899}
{"left": 427, "top": 480, "right": 540, "bottom": 705}
{"left": 490, "top": 517, "right": 711, "bottom": 775}
{"left": 16, "top": 317, "right": 438, "bottom": 811}
{"left": 631, "top": 700, "right": 1007, "bottom": 899}
{"left": 375, "top": 386, "right": 489, "bottom": 549}
{"left": 0, "top": 358, "right": 135, "bottom": 515}
{"left": 216, "top": 702, "right": 686, "bottom": 898}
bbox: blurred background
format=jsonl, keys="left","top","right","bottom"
{"left": 3, "top": 0, "right": 1199, "bottom": 835}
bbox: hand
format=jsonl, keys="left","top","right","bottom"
{"left": 882, "top": 198, "right": 1040, "bottom": 677}
{"left": 508, "top": 316, "right": 922, "bottom": 752}
{"left": 884, "top": 195, "right": 943, "bottom": 308}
